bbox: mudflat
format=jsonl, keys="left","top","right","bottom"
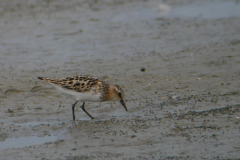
{"left": 0, "top": 0, "right": 240, "bottom": 159}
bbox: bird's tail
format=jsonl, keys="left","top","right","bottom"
{"left": 38, "top": 77, "right": 49, "bottom": 81}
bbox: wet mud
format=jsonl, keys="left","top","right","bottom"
{"left": 0, "top": 0, "right": 240, "bottom": 159}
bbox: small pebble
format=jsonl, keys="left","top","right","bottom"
{"left": 140, "top": 68, "right": 145, "bottom": 72}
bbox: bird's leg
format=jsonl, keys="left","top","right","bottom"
{"left": 72, "top": 100, "right": 78, "bottom": 121}
{"left": 80, "top": 102, "right": 95, "bottom": 119}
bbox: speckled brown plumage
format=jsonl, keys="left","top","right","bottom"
{"left": 38, "top": 75, "right": 110, "bottom": 100}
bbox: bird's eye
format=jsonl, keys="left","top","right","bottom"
{"left": 118, "top": 93, "right": 121, "bottom": 97}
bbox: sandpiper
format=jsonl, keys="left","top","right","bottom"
{"left": 38, "top": 75, "right": 127, "bottom": 120}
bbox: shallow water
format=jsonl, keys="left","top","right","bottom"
{"left": 0, "top": 134, "right": 58, "bottom": 150}
{"left": 114, "top": 0, "right": 240, "bottom": 23}
{"left": 170, "top": 0, "right": 240, "bottom": 18}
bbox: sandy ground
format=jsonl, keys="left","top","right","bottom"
{"left": 0, "top": 0, "right": 240, "bottom": 159}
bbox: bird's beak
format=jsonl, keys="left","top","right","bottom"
{"left": 120, "top": 99, "right": 128, "bottom": 111}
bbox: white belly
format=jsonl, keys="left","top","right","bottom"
{"left": 49, "top": 83, "right": 102, "bottom": 102}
